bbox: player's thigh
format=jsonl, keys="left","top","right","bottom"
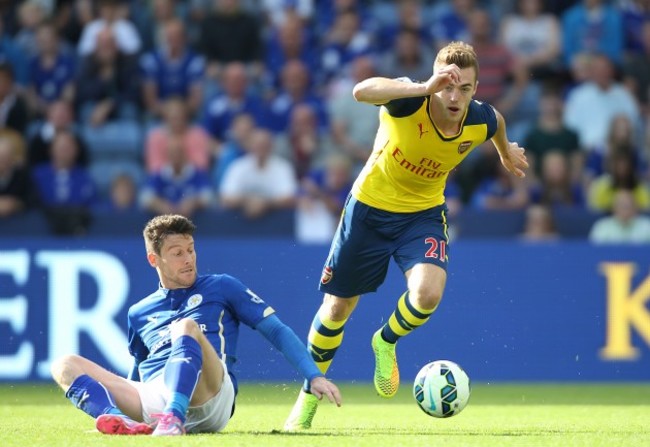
{"left": 190, "top": 331, "right": 225, "bottom": 406}
{"left": 67, "top": 355, "right": 143, "bottom": 420}
{"left": 394, "top": 205, "right": 449, "bottom": 304}
{"left": 319, "top": 197, "right": 392, "bottom": 297}
{"left": 393, "top": 204, "right": 449, "bottom": 274}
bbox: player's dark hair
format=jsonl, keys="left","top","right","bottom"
{"left": 435, "top": 41, "right": 479, "bottom": 81}
{"left": 143, "top": 214, "right": 196, "bottom": 255}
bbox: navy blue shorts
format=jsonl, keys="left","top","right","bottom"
{"left": 318, "top": 195, "right": 450, "bottom": 298}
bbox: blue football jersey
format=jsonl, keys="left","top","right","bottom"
{"left": 127, "top": 274, "right": 275, "bottom": 392}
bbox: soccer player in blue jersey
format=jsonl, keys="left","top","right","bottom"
{"left": 284, "top": 41, "right": 529, "bottom": 430}
{"left": 51, "top": 214, "right": 341, "bottom": 436}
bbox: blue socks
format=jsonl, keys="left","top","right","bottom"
{"left": 163, "top": 335, "right": 203, "bottom": 423}
{"left": 65, "top": 374, "right": 124, "bottom": 418}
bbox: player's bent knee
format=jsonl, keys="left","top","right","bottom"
{"left": 322, "top": 294, "right": 357, "bottom": 321}
{"left": 409, "top": 287, "right": 443, "bottom": 311}
{"left": 50, "top": 354, "right": 84, "bottom": 386}
{"left": 170, "top": 317, "right": 201, "bottom": 339}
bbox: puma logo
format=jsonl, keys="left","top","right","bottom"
{"left": 418, "top": 123, "right": 429, "bottom": 138}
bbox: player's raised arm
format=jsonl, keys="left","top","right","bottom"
{"left": 490, "top": 108, "right": 529, "bottom": 178}
{"left": 352, "top": 64, "right": 462, "bottom": 105}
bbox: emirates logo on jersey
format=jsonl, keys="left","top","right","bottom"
{"left": 320, "top": 266, "right": 333, "bottom": 285}
{"left": 458, "top": 141, "right": 472, "bottom": 154}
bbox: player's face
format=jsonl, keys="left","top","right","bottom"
{"left": 434, "top": 65, "right": 477, "bottom": 124}
{"left": 152, "top": 234, "right": 197, "bottom": 289}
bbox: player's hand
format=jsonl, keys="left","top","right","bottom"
{"left": 499, "top": 142, "right": 529, "bottom": 178}
{"left": 424, "top": 64, "right": 462, "bottom": 94}
{"left": 309, "top": 376, "right": 342, "bottom": 407}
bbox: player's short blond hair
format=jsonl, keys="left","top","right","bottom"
{"left": 435, "top": 41, "right": 479, "bottom": 81}
{"left": 143, "top": 214, "right": 196, "bottom": 255}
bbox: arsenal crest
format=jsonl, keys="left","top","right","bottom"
{"left": 320, "top": 266, "right": 333, "bottom": 284}
{"left": 458, "top": 141, "right": 472, "bottom": 154}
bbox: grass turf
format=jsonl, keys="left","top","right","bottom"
{"left": 0, "top": 383, "right": 649, "bottom": 446}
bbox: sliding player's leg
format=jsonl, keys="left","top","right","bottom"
{"left": 50, "top": 354, "right": 152, "bottom": 435}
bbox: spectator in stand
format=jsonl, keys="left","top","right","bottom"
{"left": 467, "top": 9, "right": 536, "bottom": 142}
{"left": 201, "top": 62, "right": 264, "bottom": 146}
{"left": 57, "top": 0, "right": 95, "bottom": 48}
{"left": 274, "top": 103, "right": 335, "bottom": 179}
{"left": 431, "top": 0, "right": 474, "bottom": 50}
{"left": 145, "top": 97, "right": 211, "bottom": 173}
{"left": 0, "top": 17, "right": 28, "bottom": 87}
{"left": 589, "top": 189, "right": 650, "bottom": 243}
{"left": 0, "top": 63, "right": 28, "bottom": 135}
{"left": 470, "top": 153, "right": 530, "bottom": 210}
{"left": 585, "top": 114, "right": 644, "bottom": 181}
{"left": 529, "top": 151, "right": 585, "bottom": 208}
{"left": 587, "top": 148, "right": 650, "bottom": 212}
{"left": 260, "top": 0, "right": 314, "bottom": 28}
{"left": 523, "top": 87, "right": 581, "bottom": 181}
{"left": 313, "top": 0, "right": 372, "bottom": 37}
{"left": 28, "top": 100, "right": 88, "bottom": 168}
{"left": 499, "top": 0, "right": 562, "bottom": 79}
{"left": 328, "top": 56, "right": 378, "bottom": 173}
{"left": 375, "top": 0, "right": 431, "bottom": 53}
{"left": 378, "top": 28, "right": 436, "bottom": 82}
{"left": 563, "top": 54, "right": 639, "bottom": 154}
{"left": 265, "top": 59, "right": 328, "bottom": 134}
{"left": 26, "top": 21, "right": 76, "bottom": 118}
{"left": 132, "top": 0, "right": 179, "bottom": 52}
{"left": 197, "top": 0, "right": 263, "bottom": 80}
{"left": 0, "top": 135, "right": 33, "bottom": 218}
{"left": 75, "top": 28, "right": 140, "bottom": 127}
{"left": 319, "top": 10, "right": 374, "bottom": 85}
{"left": 619, "top": 0, "right": 650, "bottom": 55}
{"left": 140, "top": 135, "right": 213, "bottom": 217}
{"left": 13, "top": 0, "right": 47, "bottom": 58}
{"left": 140, "top": 18, "right": 205, "bottom": 120}
{"left": 220, "top": 128, "right": 297, "bottom": 219}
{"left": 295, "top": 153, "right": 353, "bottom": 244}
{"left": 263, "top": 13, "right": 319, "bottom": 91}
{"left": 32, "top": 129, "right": 96, "bottom": 234}
{"left": 561, "top": 0, "right": 623, "bottom": 67}
{"left": 95, "top": 171, "right": 138, "bottom": 213}
{"left": 623, "top": 20, "right": 650, "bottom": 116}
{"left": 212, "top": 113, "right": 254, "bottom": 189}
{"left": 519, "top": 204, "right": 560, "bottom": 242}
{"left": 77, "top": 0, "right": 142, "bottom": 57}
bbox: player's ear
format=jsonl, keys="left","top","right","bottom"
{"left": 147, "top": 251, "right": 158, "bottom": 268}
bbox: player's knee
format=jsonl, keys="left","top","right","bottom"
{"left": 322, "top": 295, "right": 356, "bottom": 321}
{"left": 50, "top": 354, "right": 84, "bottom": 386}
{"left": 409, "top": 286, "right": 443, "bottom": 311}
{"left": 170, "top": 317, "right": 201, "bottom": 339}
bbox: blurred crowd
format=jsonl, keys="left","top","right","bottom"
{"left": 0, "top": 0, "right": 650, "bottom": 243}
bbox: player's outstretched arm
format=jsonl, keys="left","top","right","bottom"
{"left": 491, "top": 109, "right": 529, "bottom": 178}
{"left": 256, "top": 314, "right": 342, "bottom": 406}
{"left": 352, "top": 64, "right": 462, "bottom": 105}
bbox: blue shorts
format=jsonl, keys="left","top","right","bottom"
{"left": 319, "top": 195, "right": 450, "bottom": 297}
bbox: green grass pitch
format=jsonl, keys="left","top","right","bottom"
{"left": 1, "top": 383, "right": 649, "bottom": 446}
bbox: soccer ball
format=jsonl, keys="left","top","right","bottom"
{"left": 413, "top": 360, "right": 471, "bottom": 418}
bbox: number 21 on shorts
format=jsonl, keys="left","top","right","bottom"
{"left": 424, "top": 237, "right": 446, "bottom": 262}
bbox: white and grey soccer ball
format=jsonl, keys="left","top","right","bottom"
{"left": 413, "top": 360, "right": 471, "bottom": 418}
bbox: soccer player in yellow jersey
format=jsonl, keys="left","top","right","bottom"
{"left": 284, "top": 41, "right": 529, "bottom": 430}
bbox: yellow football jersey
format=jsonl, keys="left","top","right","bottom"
{"left": 352, "top": 95, "right": 497, "bottom": 213}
